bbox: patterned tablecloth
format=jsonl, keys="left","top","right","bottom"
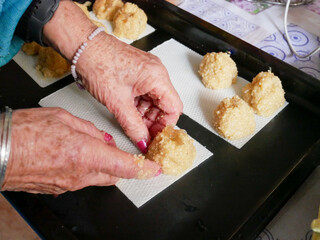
{"left": 179, "top": 0, "right": 320, "bottom": 80}
{"left": 177, "top": 1, "right": 320, "bottom": 239}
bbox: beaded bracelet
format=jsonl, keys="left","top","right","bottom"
{"left": 71, "top": 26, "right": 105, "bottom": 88}
{"left": 0, "top": 106, "right": 13, "bottom": 189}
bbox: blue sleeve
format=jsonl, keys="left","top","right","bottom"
{"left": 0, "top": 0, "right": 33, "bottom": 67}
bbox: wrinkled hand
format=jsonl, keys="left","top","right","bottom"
{"left": 2, "top": 108, "right": 161, "bottom": 194}
{"left": 76, "top": 34, "right": 183, "bottom": 150}
{"left": 43, "top": 0, "right": 183, "bottom": 149}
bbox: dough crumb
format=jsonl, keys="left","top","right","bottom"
{"left": 113, "top": 3, "right": 147, "bottom": 40}
{"left": 242, "top": 71, "right": 285, "bottom": 117}
{"left": 36, "top": 47, "right": 70, "bottom": 78}
{"left": 146, "top": 126, "right": 196, "bottom": 176}
{"left": 93, "top": 0, "right": 124, "bottom": 21}
{"left": 199, "top": 52, "right": 238, "bottom": 89}
{"left": 214, "top": 95, "right": 255, "bottom": 140}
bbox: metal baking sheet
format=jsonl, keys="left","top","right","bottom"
{"left": 1, "top": 1, "right": 319, "bottom": 240}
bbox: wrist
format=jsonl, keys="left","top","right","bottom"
{"left": 43, "top": 0, "right": 97, "bottom": 61}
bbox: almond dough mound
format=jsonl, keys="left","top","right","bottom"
{"left": 214, "top": 96, "right": 255, "bottom": 140}
{"left": 199, "top": 52, "right": 238, "bottom": 89}
{"left": 93, "top": 0, "right": 124, "bottom": 21}
{"left": 36, "top": 47, "right": 70, "bottom": 78}
{"left": 113, "top": 3, "right": 147, "bottom": 40}
{"left": 242, "top": 71, "right": 285, "bottom": 117}
{"left": 146, "top": 126, "right": 196, "bottom": 176}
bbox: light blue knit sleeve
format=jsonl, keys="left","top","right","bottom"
{"left": 0, "top": 0, "right": 33, "bottom": 67}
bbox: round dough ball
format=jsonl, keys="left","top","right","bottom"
{"left": 93, "top": 0, "right": 124, "bottom": 21}
{"left": 214, "top": 95, "right": 255, "bottom": 140}
{"left": 113, "top": 3, "right": 147, "bottom": 40}
{"left": 199, "top": 52, "right": 238, "bottom": 89}
{"left": 146, "top": 126, "right": 196, "bottom": 176}
{"left": 242, "top": 71, "right": 285, "bottom": 117}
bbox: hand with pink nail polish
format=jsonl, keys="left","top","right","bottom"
{"left": 42, "top": 1, "right": 183, "bottom": 149}
{"left": 2, "top": 108, "right": 161, "bottom": 194}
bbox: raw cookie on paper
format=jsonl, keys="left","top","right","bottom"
{"left": 93, "top": 0, "right": 124, "bottom": 21}
{"left": 214, "top": 95, "right": 255, "bottom": 140}
{"left": 199, "top": 52, "right": 238, "bottom": 89}
{"left": 146, "top": 126, "right": 196, "bottom": 176}
{"left": 242, "top": 71, "right": 285, "bottom": 117}
{"left": 113, "top": 2, "right": 147, "bottom": 40}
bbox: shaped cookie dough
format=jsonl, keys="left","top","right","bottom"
{"left": 113, "top": 3, "right": 147, "bottom": 40}
{"left": 242, "top": 71, "right": 285, "bottom": 117}
{"left": 199, "top": 52, "right": 238, "bottom": 89}
{"left": 36, "top": 47, "right": 71, "bottom": 78}
{"left": 93, "top": 0, "right": 124, "bottom": 21}
{"left": 214, "top": 95, "right": 255, "bottom": 140}
{"left": 146, "top": 126, "right": 196, "bottom": 176}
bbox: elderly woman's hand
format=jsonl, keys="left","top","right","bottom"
{"left": 77, "top": 36, "right": 183, "bottom": 151}
{"left": 43, "top": 1, "right": 183, "bottom": 152}
{"left": 2, "top": 108, "right": 161, "bottom": 194}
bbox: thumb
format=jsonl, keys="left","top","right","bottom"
{"left": 86, "top": 139, "right": 161, "bottom": 179}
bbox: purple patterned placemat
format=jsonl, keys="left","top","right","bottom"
{"left": 179, "top": 0, "right": 259, "bottom": 38}
{"left": 256, "top": 23, "right": 320, "bottom": 80}
{"left": 226, "top": 0, "right": 272, "bottom": 14}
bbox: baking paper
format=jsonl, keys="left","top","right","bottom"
{"left": 39, "top": 83, "right": 213, "bottom": 208}
{"left": 150, "top": 39, "right": 288, "bottom": 149}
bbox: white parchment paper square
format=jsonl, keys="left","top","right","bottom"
{"left": 39, "top": 83, "right": 213, "bottom": 208}
{"left": 150, "top": 39, "right": 288, "bottom": 149}
{"left": 14, "top": 11, "right": 155, "bottom": 88}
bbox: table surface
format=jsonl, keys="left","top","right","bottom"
{"left": 1, "top": 1, "right": 320, "bottom": 240}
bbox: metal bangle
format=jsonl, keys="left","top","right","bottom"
{"left": 0, "top": 107, "right": 13, "bottom": 190}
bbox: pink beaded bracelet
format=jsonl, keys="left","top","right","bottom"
{"left": 71, "top": 26, "right": 105, "bottom": 88}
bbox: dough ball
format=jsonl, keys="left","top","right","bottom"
{"left": 146, "top": 126, "right": 196, "bottom": 176}
{"left": 214, "top": 95, "right": 255, "bottom": 140}
{"left": 113, "top": 3, "right": 147, "bottom": 40}
{"left": 199, "top": 52, "right": 238, "bottom": 89}
{"left": 93, "top": 0, "right": 124, "bottom": 21}
{"left": 22, "top": 42, "right": 41, "bottom": 56}
{"left": 75, "top": 2, "right": 107, "bottom": 31}
{"left": 242, "top": 71, "right": 285, "bottom": 117}
{"left": 36, "top": 47, "right": 70, "bottom": 78}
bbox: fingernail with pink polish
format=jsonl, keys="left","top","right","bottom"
{"left": 155, "top": 168, "right": 163, "bottom": 177}
{"left": 104, "top": 133, "right": 113, "bottom": 142}
{"left": 137, "top": 140, "right": 148, "bottom": 153}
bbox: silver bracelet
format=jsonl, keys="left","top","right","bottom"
{"left": 0, "top": 106, "right": 13, "bottom": 189}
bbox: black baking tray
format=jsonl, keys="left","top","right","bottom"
{"left": 1, "top": 1, "right": 320, "bottom": 239}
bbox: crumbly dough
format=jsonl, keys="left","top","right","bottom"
{"left": 146, "top": 126, "right": 196, "bottom": 176}
{"left": 113, "top": 3, "right": 147, "bottom": 40}
{"left": 199, "top": 52, "right": 238, "bottom": 89}
{"left": 74, "top": 1, "right": 107, "bottom": 31}
{"left": 93, "top": 0, "right": 124, "bottom": 21}
{"left": 214, "top": 95, "right": 255, "bottom": 140}
{"left": 36, "top": 47, "right": 70, "bottom": 78}
{"left": 242, "top": 71, "right": 285, "bottom": 117}
{"left": 21, "top": 42, "right": 41, "bottom": 56}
